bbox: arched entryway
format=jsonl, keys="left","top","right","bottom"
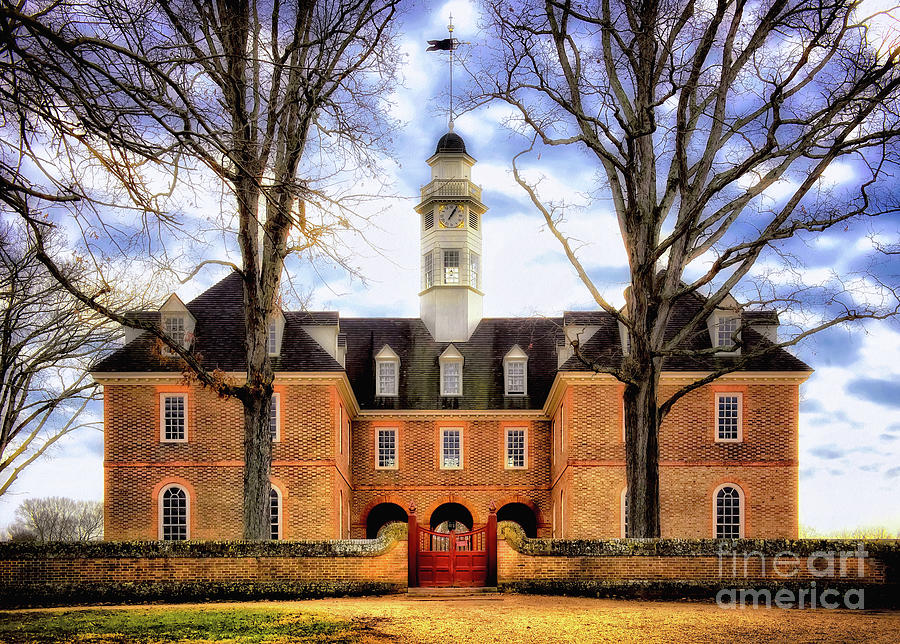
{"left": 365, "top": 502, "right": 408, "bottom": 539}
{"left": 497, "top": 502, "right": 538, "bottom": 537}
{"left": 429, "top": 502, "right": 473, "bottom": 532}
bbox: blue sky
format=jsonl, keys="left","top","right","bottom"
{"left": 1, "top": 0, "right": 898, "bottom": 535}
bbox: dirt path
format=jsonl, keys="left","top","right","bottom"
{"left": 7, "top": 594, "right": 899, "bottom": 643}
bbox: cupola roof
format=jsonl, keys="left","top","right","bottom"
{"left": 435, "top": 131, "right": 467, "bottom": 154}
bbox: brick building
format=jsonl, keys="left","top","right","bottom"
{"left": 92, "top": 130, "right": 811, "bottom": 544}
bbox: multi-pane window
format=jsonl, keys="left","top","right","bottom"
{"left": 715, "top": 486, "right": 742, "bottom": 538}
{"left": 160, "top": 486, "right": 188, "bottom": 540}
{"left": 423, "top": 253, "right": 434, "bottom": 289}
{"left": 443, "top": 250, "right": 460, "bottom": 284}
{"left": 377, "top": 428, "right": 398, "bottom": 469}
{"left": 442, "top": 361, "right": 461, "bottom": 395}
{"left": 622, "top": 489, "right": 629, "bottom": 538}
{"left": 164, "top": 315, "right": 185, "bottom": 339}
{"left": 269, "top": 394, "right": 280, "bottom": 442}
{"left": 267, "top": 321, "right": 278, "bottom": 355}
{"left": 717, "top": 317, "right": 739, "bottom": 348}
{"left": 469, "top": 252, "right": 480, "bottom": 289}
{"left": 716, "top": 393, "right": 741, "bottom": 441}
{"left": 269, "top": 488, "right": 281, "bottom": 540}
{"left": 505, "top": 428, "right": 526, "bottom": 469}
{"left": 506, "top": 360, "right": 526, "bottom": 395}
{"left": 161, "top": 394, "right": 186, "bottom": 441}
{"left": 377, "top": 360, "right": 398, "bottom": 396}
{"left": 441, "top": 428, "right": 462, "bottom": 469}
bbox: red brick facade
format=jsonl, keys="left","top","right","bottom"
{"left": 99, "top": 370, "right": 804, "bottom": 542}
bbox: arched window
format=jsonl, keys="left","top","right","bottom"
{"left": 270, "top": 487, "right": 282, "bottom": 540}
{"left": 714, "top": 484, "right": 743, "bottom": 538}
{"left": 159, "top": 485, "right": 189, "bottom": 541}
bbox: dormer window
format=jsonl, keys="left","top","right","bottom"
{"left": 158, "top": 293, "right": 195, "bottom": 356}
{"left": 375, "top": 345, "right": 400, "bottom": 397}
{"left": 503, "top": 345, "right": 528, "bottom": 396}
{"left": 707, "top": 298, "right": 742, "bottom": 355}
{"left": 267, "top": 313, "right": 285, "bottom": 356}
{"left": 440, "top": 344, "right": 464, "bottom": 396}
{"left": 716, "top": 316, "right": 739, "bottom": 348}
{"left": 267, "top": 322, "right": 278, "bottom": 355}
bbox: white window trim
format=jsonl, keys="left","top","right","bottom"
{"left": 504, "top": 427, "right": 528, "bottom": 470}
{"left": 621, "top": 487, "right": 628, "bottom": 539}
{"left": 375, "top": 359, "right": 399, "bottom": 397}
{"left": 712, "top": 483, "right": 745, "bottom": 539}
{"left": 270, "top": 485, "right": 283, "bottom": 540}
{"left": 504, "top": 359, "right": 527, "bottom": 396}
{"left": 375, "top": 427, "right": 399, "bottom": 470}
{"left": 337, "top": 404, "right": 343, "bottom": 455}
{"left": 267, "top": 321, "right": 279, "bottom": 356}
{"left": 440, "top": 427, "right": 464, "bottom": 470}
{"left": 440, "top": 359, "right": 463, "bottom": 396}
{"left": 270, "top": 393, "right": 281, "bottom": 443}
{"left": 709, "top": 311, "right": 742, "bottom": 356}
{"left": 159, "top": 393, "right": 188, "bottom": 443}
{"left": 714, "top": 392, "right": 743, "bottom": 443}
{"left": 158, "top": 484, "right": 190, "bottom": 540}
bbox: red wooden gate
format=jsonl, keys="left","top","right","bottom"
{"left": 408, "top": 505, "right": 497, "bottom": 588}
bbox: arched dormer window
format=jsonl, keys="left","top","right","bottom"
{"left": 439, "top": 344, "right": 464, "bottom": 396}
{"left": 503, "top": 345, "right": 528, "bottom": 396}
{"left": 375, "top": 345, "right": 400, "bottom": 397}
{"left": 714, "top": 484, "right": 744, "bottom": 538}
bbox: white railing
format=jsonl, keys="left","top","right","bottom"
{"left": 420, "top": 179, "right": 482, "bottom": 201}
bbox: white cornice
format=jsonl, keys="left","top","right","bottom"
{"left": 92, "top": 371, "right": 362, "bottom": 417}
{"left": 542, "top": 370, "right": 812, "bottom": 416}
{"left": 356, "top": 409, "right": 546, "bottom": 420}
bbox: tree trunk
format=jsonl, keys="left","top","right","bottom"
{"left": 624, "top": 371, "right": 661, "bottom": 538}
{"left": 242, "top": 389, "right": 273, "bottom": 540}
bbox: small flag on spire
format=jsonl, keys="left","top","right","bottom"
{"left": 426, "top": 38, "right": 457, "bottom": 51}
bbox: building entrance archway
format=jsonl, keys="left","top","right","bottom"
{"left": 409, "top": 504, "right": 496, "bottom": 588}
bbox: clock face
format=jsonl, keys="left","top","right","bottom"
{"left": 438, "top": 203, "right": 465, "bottom": 228}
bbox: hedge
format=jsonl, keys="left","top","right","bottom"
{"left": 497, "top": 522, "right": 900, "bottom": 558}
{"left": 0, "top": 522, "right": 407, "bottom": 560}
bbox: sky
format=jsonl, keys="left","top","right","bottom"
{"left": 1, "top": 0, "right": 899, "bottom": 535}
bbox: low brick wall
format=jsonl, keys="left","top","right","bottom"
{"left": 497, "top": 523, "right": 900, "bottom": 607}
{"left": 0, "top": 524, "right": 407, "bottom": 607}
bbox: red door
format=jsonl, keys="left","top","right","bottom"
{"left": 409, "top": 507, "right": 497, "bottom": 588}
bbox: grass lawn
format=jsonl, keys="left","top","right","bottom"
{"left": 0, "top": 606, "right": 381, "bottom": 643}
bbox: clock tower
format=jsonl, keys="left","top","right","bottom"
{"left": 415, "top": 130, "right": 488, "bottom": 342}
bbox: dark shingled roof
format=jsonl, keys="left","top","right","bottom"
{"left": 435, "top": 131, "right": 467, "bottom": 154}
{"left": 560, "top": 294, "right": 810, "bottom": 373}
{"left": 93, "top": 271, "right": 810, "bottom": 408}
{"left": 340, "top": 317, "right": 562, "bottom": 411}
{"left": 92, "top": 272, "right": 343, "bottom": 373}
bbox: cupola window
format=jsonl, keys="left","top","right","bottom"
{"left": 443, "top": 250, "right": 460, "bottom": 284}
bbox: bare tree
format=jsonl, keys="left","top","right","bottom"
{"left": 0, "top": 222, "right": 117, "bottom": 498}
{"left": 5, "top": 497, "right": 103, "bottom": 542}
{"left": 0, "top": 0, "right": 401, "bottom": 538}
{"left": 473, "top": 0, "right": 900, "bottom": 536}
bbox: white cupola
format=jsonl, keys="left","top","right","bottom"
{"left": 415, "top": 131, "right": 488, "bottom": 342}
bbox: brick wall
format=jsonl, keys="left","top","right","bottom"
{"left": 350, "top": 417, "right": 551, "bottom": 537}
{"left": 104, "top": 380, "right": 347, "bottom": 540}
{"left": 559, "top": 380, "right": 800, "bottom": 539}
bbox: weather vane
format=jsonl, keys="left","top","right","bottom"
{"left": 427, "top": 13, "right": 465, "bottom": 131}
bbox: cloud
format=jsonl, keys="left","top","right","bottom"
{"left": 885, "top": 466, "right": 900, "bottom": 479}
{"left": 809, "top": 445, "right": 844, "bottom": 460}
{"left": 845, "top": 377, "right": 900, "bottom": 408}
{"left": 881, "top": 434, "right": 898, "bottom": 442}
